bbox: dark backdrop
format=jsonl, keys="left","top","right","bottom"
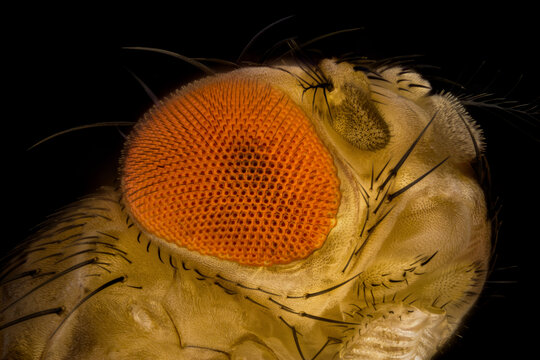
{"left": 4, "top": 4, "right": 538, "bottom": 359}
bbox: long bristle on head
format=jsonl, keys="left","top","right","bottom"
{"left": 121, "top": 76, "right": 340, "bottom": 266}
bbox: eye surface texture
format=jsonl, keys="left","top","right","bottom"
{"left": 121, "top": 76, "right": 340, "bottom": 266}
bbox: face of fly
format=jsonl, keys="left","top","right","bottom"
{"left": 118, "top": 57, "right": 491, "bottom": 358}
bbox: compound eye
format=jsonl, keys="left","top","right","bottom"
{"left": 121, "top": 77, "right": 340, "bottom": 266}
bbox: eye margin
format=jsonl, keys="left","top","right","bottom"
{"left": 119, "top": 75, "right": 342, "bottom": 267}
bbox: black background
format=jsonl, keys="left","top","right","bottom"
{"left": 4, "top": 3, "right": 538, "bottom": 359}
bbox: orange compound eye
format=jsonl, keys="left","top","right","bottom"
{"left": 121, "top": 76, "right": 340, "bottom": 266}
